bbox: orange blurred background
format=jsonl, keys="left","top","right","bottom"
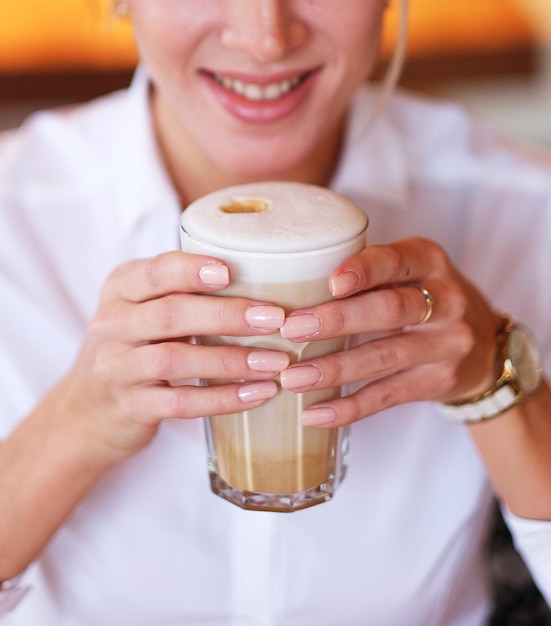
{"left": 0, "top": 0, "right": 539, "bottom": 75}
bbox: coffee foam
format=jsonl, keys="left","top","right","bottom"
{"left": 181, "top": 182, "right": 368, "bottom": 282}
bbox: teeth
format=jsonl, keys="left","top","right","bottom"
{"left": 264, "top": 82, "right": 283, "bottom": 99}
{"left": 244, "top": 83, "right": 263, "bottom": 101}
{"left": 214, "top": 74, "right": 302, "bottom": 101}
{"left": 233, "top": 79, "right": 245, "bottom": 95}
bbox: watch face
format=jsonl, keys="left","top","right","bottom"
{"left": 508, "top": 325, "right": 543, "bottom": 395}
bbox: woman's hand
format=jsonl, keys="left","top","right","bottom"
{"left": 280, "top": 237, "right": 504, "bottom": 427}
{"left": 58, "top": 250, "right": 288, "bottom": 460}
{"left": 0, "top": 249, "right": 290, "bottom": 579}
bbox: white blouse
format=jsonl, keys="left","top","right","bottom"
{"left": 1, "top": 70, "right": 550, "bottom": 625}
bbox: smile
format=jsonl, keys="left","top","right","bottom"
{"left": 202, "top": 68, "right": 320, "bottom": 124}
{"left": 211, "top": 72, "right": 306, "bottom": 102}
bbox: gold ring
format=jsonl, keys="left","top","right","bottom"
{"left": 415, "top": 285, "right": 434, "bottom": 324}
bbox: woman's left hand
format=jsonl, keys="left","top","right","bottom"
{"left": 280, "top": 237, "right": 504, "bottom": 427}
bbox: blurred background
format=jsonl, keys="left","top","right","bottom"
{"left": 1, "top": 0, "right": 551, "bottom": 146}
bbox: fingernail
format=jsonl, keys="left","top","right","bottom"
{"left": 301, "top": 406, "right": 337, "bottom": 427}
{"left": 280, "top": 364, "right": 321, "bottom": 389}
{"left": 330, "top": 271, "right": 359, "bottom": 297}
{"left": 199, "top": 263, "right": 229, "bottom": 287}
{"left": 280, "top": 313, "right": 320, "bottom": 339}
{"left": 245, "top": 305, "right": 285, "bottom": 330}
{"left": 247, "top": 350, "right": 290, "bottom": 372}
{"left": 238, "top": 381, "right": 278, "bottom": 403}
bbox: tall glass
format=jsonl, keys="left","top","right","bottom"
{"left": 180, "top": 182, "right": 368, "bottom": 512}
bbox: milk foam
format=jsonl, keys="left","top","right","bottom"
{"left": 180, "top": 182, "right": 368, "bottom": 282}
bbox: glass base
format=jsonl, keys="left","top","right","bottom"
{"left": 209, "top": 472, "right": 336, "bottom": 512}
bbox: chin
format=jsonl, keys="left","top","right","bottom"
{"left": 209, "top": 146, "right": 309, "bottom": 182}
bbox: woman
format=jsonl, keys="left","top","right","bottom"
{"left": 1, "top": 1, "right": 550, "bottom": 623}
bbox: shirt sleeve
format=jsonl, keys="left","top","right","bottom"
{"left": 502, "top": 506, "right": 551, "bottom": 607}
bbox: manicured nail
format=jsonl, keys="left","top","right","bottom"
{"left": 280, "top": 313, "right": 320, "bottom": 339}
{"left": 301, "top": 406, "right": 337, "bottom": 427}
{"left": 199, "top": 263, "right": 229, "bottom": 287}
{"left": 330, "top": 271, "right": 360, "bottom": 297}
{"left": 238, "top": 381, "right": 278, "bottom": 403}
{"left": 247, "top": 350, "right": 290, "bottom": 372}
{"left": 245, "top": 305, "right": 285, "bottom": 330}
{"left": 280, "top": 364, "right": 321, "bottom": 389}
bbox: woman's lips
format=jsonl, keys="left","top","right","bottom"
{"left": 200, "top": 68, "right": 319, "bottom": 124}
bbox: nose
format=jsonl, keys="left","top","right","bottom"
{"left": 221, "top": 0, "right": 308, "bottom": 63}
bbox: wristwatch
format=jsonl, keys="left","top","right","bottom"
{"left": 440, "top": 317, "right": 543, "bottom": 424}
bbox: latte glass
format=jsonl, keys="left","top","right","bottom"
{"left": 180, "top": 182, "right": 368, "bottom": 512}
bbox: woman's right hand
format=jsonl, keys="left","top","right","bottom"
{"left": 60, "top": 250, "right": 288, "bottom": 462}
{"left": 1, "top": 250, "right": 289, "bottom": 580}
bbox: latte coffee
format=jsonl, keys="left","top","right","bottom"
{"left": 180, "top": 182, "right": 368, "bottom": 512}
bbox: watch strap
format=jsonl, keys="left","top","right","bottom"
{"left": 439, "top": 384, "right": 518, "bottom": 423}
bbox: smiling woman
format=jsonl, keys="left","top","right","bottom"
{"left": 1, "top": 1, "right": 551, "bottom": 625}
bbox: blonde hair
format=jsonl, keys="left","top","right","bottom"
{"left": 372, "top": 0, "right": 410, "bottom": 122}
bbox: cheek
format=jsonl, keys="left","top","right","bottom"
{"left": 304, "top": 4, "right": 387, "bottom": 87}
{"left": 131, "top": 19, "right": 177, "bottom": 75}
{"left": 129, "top": 3, "right": 209, "bottom": 71}
{"left": 340, "top": 9, "right": 386, "bottom": 68}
